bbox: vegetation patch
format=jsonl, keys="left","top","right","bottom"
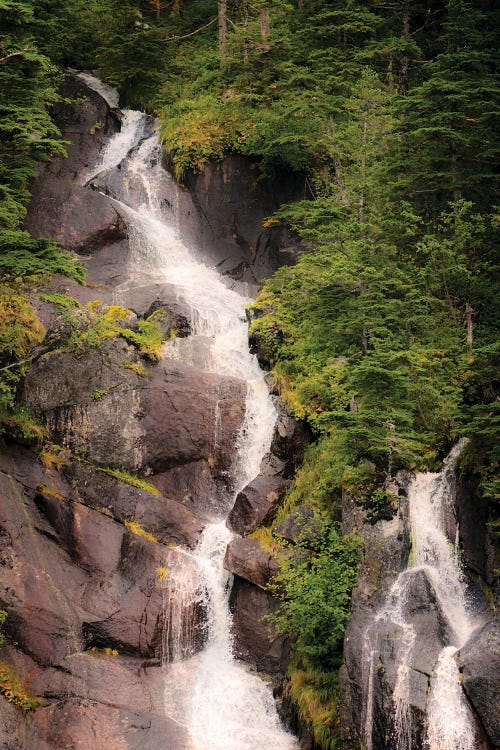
{"left": 97, "top": 466, "right": 161, "bottom": 496}
{"left": 124, "top": 520, "right": 159, "bottom": 543}
{"left": 37, "top": 484, "right": 64, "bottom": 502}
{"left": 40, "top": 444, "right": 70, "bottom": 471}
{"left": 122, "top": 360, "right": 149, "bottom": 377}
{"left": 0, "top": 661, "right": 43, "bottom": 713}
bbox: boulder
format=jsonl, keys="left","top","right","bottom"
{"left": 458, "top": 619, "right": 500, "bottom": 747}
{"left": 230, "top": 578, "right": 290, "bottom": 675}
{"left": 270, "top": 401, "right": 310, "bottom": 474}
{"left": 224, "top": 538, "right": 280, "bottom": 590}
{"left": 62, "top": 460, "right": 205, "bottom": 548}
{"left": 22, "top": 339, "right": 246, "bottom": 488}
{"left": 227, "top": 473, "right": 287, "bottom": 535}
{"left": 141, "top": 360, "right": 246, "bottom": 476}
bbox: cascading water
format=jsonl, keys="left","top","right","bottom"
{"left": 362, "top": 440, "right": 478, "bottom": 750}
{"left": 84, "top": 76, "right": 296, "bottom": 749}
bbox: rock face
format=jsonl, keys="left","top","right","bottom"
{"left": 224, "top": 538, "right": 280, "bottom": 590}
{"left": 458, "top": 619, "right": 500, "bottom": 747}
{"left": 0, "top": 445, "right": 203, "bottom": 749}
{"left": 339, "top": 467, "right": 497, "bottom": 750}
{"left": 182, "top": 156, "right": 306, "bottom": 285}
{"left": 22, "top": 338, "right": 246, "bottom": 513}
{"left": 0, "top": 72, "right": 306, "bottom": 749}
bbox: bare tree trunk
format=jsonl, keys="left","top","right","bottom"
{"left": 398, "top": 0, "right": 410, "bottom": 95}
{"left": 359, "top": 114, "right": 367, "bottom": 224}
{"left": 465, "top": 303, "right": 474, "bottom": 355}
{"left": 260, "top": 7, "right": 270, "bottom": 52}
{"left": 218, "top": 0, "right": 227, "bottom": 63}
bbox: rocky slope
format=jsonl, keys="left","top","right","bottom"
{"left": 0, "top": 74, "right": 305, "bottom": 749}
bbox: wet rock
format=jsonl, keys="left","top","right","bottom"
{"left": 458, "top": 619, "right": 500, "bottom": 746}
{"left": 28, "top": 652, "right": 191, "bottom": 750}
{"left": 183, "top": 156, "right": 306, "bottom": 284}
{"left": 0, "top": 447, "right": 205, "bottom": 668}
{"left": 22, "top": 340, "right": 246, "bottom": 486}
{"left": 227, "top": 473, "right": 287, "bottom": 535}
{"left": 143, "top": 300, "right": 191, "bottom": 338}
{"left": 62, "top": 460, "right": 205, "bottom": 548}
{"left": 25, "top": 75, "right": 121, "bottom": 250}
{"left": 141, "top": 360, "right": 246, "bottom": 476}
{"left": 270, "top": 401, "right": 310, "bottom": 473}
{"left": 456, "top": 473, "right": 495, "bottom": 583}
{"left": 224, "top": 538, "right": 280, "bottom": 590}
{"left": 230, "top": 578, "right": 290, "bottom": 674}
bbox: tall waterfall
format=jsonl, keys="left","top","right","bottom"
{"left": 362, "top": 441, "right": 478, "bottom": 750}
{"left": 83, "top": 76, "right": 296, "bottom": 750}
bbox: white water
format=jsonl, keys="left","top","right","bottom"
{"left": 426, "top": 646, "right": 476, "bottom": 750}
{"left": 362, "top": 441, "right": 478, "bottom": 750}
{"left": 86, "top": 89, "right": 295, "bottom": 749}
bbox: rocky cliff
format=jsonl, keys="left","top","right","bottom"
{"left": 0, "top": 74, "right": 305, "bottom": 750}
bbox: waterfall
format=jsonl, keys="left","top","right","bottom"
{"left": 362, "top": 440, "right": 478, "bottom": 750}
{"left": 85, "top": 77, "right": 295, "bottom": 749}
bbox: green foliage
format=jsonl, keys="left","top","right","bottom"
{"left": 0, "top": 283, "right": 46, "bottom": 438}
{"left": 0, "top": 232, "right": 84, "bottom": 282}
{"left": 121, "top": 360, "right": 149, "bottom": 377}
{"left": 0, "top": 610, "right": 6, "bottom": 648}
{"left": 287, "top": 664, "right": 341, "bottom": 750}
{"left": 65, "top": 301, "right": 165, "bottom": 360}
{"left": 0, "top": 661, "right": 43, "bottom": 712}
{"left": 269, "top": 516, "right": 360, "bottom": 670}
{"left": 90, "top": 388, "right": 108, "bottom": 401}
{"left": 0, "top": 610, "right": 42, "bottom": 712}
{"left": 97, "top": 466, "right": 161, "bottom": 496}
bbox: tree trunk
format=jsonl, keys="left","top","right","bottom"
{"left": 465, "top": 303, "right": 474, "bottom": 355}
{"left": 218, "top": 0, "right": 227, "bottom": 63}
{"left": 398, "top": 0, "right": 410, "bottom": 95}
{"left": 260, "top": 7, "right": 270, "bottom": 52}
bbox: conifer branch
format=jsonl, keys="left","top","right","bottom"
{"left": 160, "top": 17, "right": 217, "bottom": 42}
{"left": 0, "top": 46, "right": 34, "bottom": 64}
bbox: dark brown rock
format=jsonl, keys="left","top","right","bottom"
{"left": 63, "top": 460, "right": 205, "bottom": 548}
{"left": 227, "top": 473, "right": 287, "bottom": 535}
{"left": 270, "top": 401, "right": 310, "bottom": 474}
{"left": 22, "top": 340, "right": 246, "bottom": 490}
{"left": 141, "top": 360, "right": 246, "bottom": 476}
{"left": 230, "top": 578, "right": 290, "bottom": 674}
{"left": 224, "top": 537, "right": 280, "bottom": 589}
{"left": 274, "top": 505, "right": 322, "bottom": 546}
{"left": 29, "top": 652, "right": 192, "bottom": 750}
{"left": 458, "top": 619, "right": 500, "bottom": 747}
{"left": 183, "top": 155, "right": 306, "bottom": 284}
{"left": 0, "top": 448, "right": 204, "bottom": 666}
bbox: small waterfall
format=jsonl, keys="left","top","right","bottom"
{"left": 426, "top": 646, "right": 476, "bottom": 750}
{"left": 362, "top": 440, "right": 478, "bottom": 750}
{"left": 86, "top": 81, "right": 295, "bottom": 749}
{"left": 159, "top": 551, "right": 205, "bottom": 664}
